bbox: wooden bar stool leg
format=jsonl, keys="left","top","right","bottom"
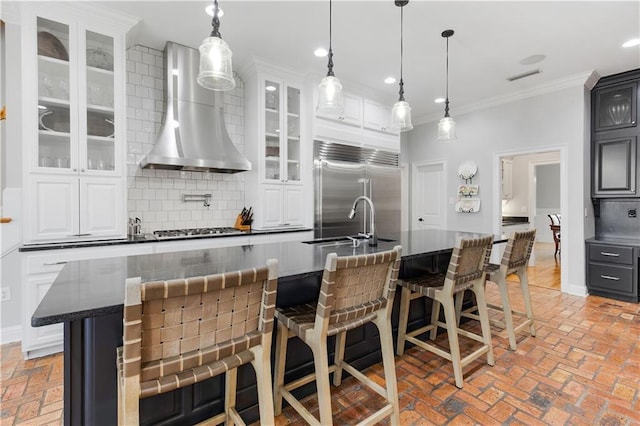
{"left": 333, "top": 331, "right": 347, "bottom": 386}
{"left": 472, "top": 281, "right": 495, "bottom": 366}
{"left": 440, "top": 296, "right": 464, "bottom": 388}
{"left": 497, "top": 275, "right": 517, "bottom": 351}
{"left": 374, "top": 314, "right": 400, "bottom": 425}
{"left": 429, "top": 299, "right": 441, "bottom": 340}
{"left": 251, "top": 344, "right": 275, "bottom": 424}
{"left": 225, "top": 368, "right": 238, "bottom": 426}
{"left": 396, "top": 286, "right": 411, "bottom": 356}
{"left": 273, "top": 322, "right": 289, "bottom": 415}
{"left": 311, "top": 340, "right": 333, "bottom": 426}
{"left": 454, "top": 290, "right": 465, "bottom": 326}
{"left": 518, "top": 270, "right": 536, "bottom": 337}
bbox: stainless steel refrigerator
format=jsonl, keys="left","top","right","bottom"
{"left": 314, "top": 140, "right": 401, "bottom": 239}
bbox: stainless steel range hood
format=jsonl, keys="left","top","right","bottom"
{"left": 140, "top": 42, "right": 251, "bottom": 173}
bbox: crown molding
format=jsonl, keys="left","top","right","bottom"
{"left": 413, "top": 70, "right": 598, "bottom": 126}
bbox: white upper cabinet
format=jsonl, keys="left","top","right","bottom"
{"left": 243, "top": 61, "right": 312, "bottom": 229}
{"left": 313, "top": 91, "right": 400, "bottom": 152}
{"left": 363, "top": 99, "right": 398, "bottom": 135}
{"left": 20, "top": 3, "right": 136, "bottom": 242}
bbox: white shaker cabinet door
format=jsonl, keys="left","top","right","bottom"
{"left": 283, "top": 186, "right": 304, "bottom": 226}
{"left": 79, "top": 177, "right": 124, "bottom": 238}
{"left": 261, "top": 184, "right": 284, "bottom": 228}
{"left": 29, "top": 175, "right": 79, "bottom": 241}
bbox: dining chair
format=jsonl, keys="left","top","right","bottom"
{"left": 273, "top": 246, "right": 402, "bottom": 426}
{"left": 547, "top": 214, "right": 561, "bottom": 257}
{"left": 460, "top": 230, "right": 537, "bottom": 351}
{"left": 396, "top": 236, "right": 494, "bottom": 389}
{"left": 117, "top": 260, "right": 278, "bottom": 426}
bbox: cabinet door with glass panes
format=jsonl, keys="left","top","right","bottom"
{"left": 34, "top": 16, "right": 121, "bottom": 176}
{"left": 263, "top": 79, "right": 301, "bottom": 184}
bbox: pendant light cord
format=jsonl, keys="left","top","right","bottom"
{"left": 210, "top": 0, "right": 221, "bottom": 38}
{"left": 327, "top": 0, "right": 335, "bottom": 77}
{"left": 444, "top": 31, "right": 451, "bottom": 117}
{"left": 398, "top": 5, "right": 405, "bottom": 101}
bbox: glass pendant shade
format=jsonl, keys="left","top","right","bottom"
{"left": 437, "top": 116, "right": 457, "bottom": 141}
{"left": 317, "top": 75, "right": 344, "bottom": 115}
{"left": 391, "top": 100, "right": 413, "bottom": 132}
{"left": 197, "top": 36, "right": 235, "bottom": 91}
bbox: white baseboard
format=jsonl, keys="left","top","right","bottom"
{"left": 0, "top": 326, "right": 22, "bottom": 345}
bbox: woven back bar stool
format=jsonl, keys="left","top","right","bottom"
{"left": 396, "top": 236, "right": 494, "bottom": 389}
{"left": 273, "top": 246, "right": 402, "bottom": 426}
{"left": 117, "top": 260, "right": 278, "bottom": 426}
{"left": 460, "top": 229, "right": 537, "bottom": 351}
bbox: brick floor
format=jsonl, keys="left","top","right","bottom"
{"left": 1, "top": 284, "right": 639, "bottom": 425}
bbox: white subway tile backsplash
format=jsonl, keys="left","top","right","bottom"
{"left": 126, "top": 45, "right": 246, "bottom": 233}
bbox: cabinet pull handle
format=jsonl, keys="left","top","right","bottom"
{"left": 67, "top": 233, "right": 92, "bottom": 237}
{"left": 600, "top": 275, "right": 620, "bottom": 281}
{"left": 600, "top": 252, "right": 620, "bottom": 257}
{"left": 44, "top": 261, "right": 67, "bottom": 266}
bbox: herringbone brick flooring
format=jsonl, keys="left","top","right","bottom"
{"left": 1, "top": 250, "right": 639, "bottom": 425}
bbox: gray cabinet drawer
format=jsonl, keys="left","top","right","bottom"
{"left": 588, "top": 263, "right": 634, "bottom": 294}
{"left": 589, "top": 244, "right": 634, "bottom": 264}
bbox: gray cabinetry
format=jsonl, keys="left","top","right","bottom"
{"left": 586, "top": 242, "right": 638, "bottom": 302}
{"left": 591, "top": 70, "right": 640, "bottom": 198}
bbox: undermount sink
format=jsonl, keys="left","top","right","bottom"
{"left": 302, "top": 236, "right": 396, "bottom": 245}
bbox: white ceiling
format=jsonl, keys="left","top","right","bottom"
{"left": 98, "top": 1, "right": 639, "bottom": 123}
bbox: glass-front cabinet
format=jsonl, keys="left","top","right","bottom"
{"left": 21, "top": 4, "right": 133, "bottom": 242}
{"left": 263, "top": 78, "right": 301, "bottom": 183}
{"left": 594, "top": 82, "right": 637, "bottom": 133}
{"left": 36, "top": 17, "right": 118, "bottom": 174}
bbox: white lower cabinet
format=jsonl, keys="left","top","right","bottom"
{"left": 21, "top": 244, "right": 153, "bottom": 359}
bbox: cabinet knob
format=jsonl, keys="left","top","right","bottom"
{"left": 81, "top": 168, "right": 86, "bottom": 172}
{"left": 73, "top": 168, "right": 78, "bottom": 172}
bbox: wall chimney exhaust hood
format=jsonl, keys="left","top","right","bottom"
{"left": 140, "top": 42, "right": 251, "bottom": 173}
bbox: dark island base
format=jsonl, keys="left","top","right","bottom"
{"left": 64, "top": 254, "right": 453, "bottom": 425}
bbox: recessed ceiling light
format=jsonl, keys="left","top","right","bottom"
{"left": 384, "top": 76, "right": 396, "bottom": 84}
{"left": 265, "top": 85, "right": 277, "bottom": 92}
{"left": 622, "top": 38, "right": 640, "bottom": 48}
{"left": 205, "top": 5, "right": 224, "bottom": 17}
{"left": 314, "top": 48, "right": 328, "bottom": 57}
{"left": 434, "top": 98, "right": 445, "bottom": 104}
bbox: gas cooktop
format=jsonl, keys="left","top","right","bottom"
{"left": 153, "top": 227, "right": 244, "bottom": 240}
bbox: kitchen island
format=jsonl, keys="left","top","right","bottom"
{"left": 33, "top": 230, "right": 502, "bottom": 426}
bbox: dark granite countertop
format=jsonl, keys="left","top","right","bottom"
{"left": 19, "top": 228, "right": 312, "bottom": 252}
{"left": 32, "top": 229, "right": 505, "bottom": 327}
{"left": 585, "top": 236, "right": 640, "bottom": 248}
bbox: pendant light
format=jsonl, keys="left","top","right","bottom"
{"left": 437, "top": 29, "right": 456, "bottom": 141}
{"left": 391, "top": 0, "right": 413, "bottom": 132}
{"left": 317, "top": 0, "right": 344, "bottom": 115}
{"left": 197, "top": 0, "right": 235, "bottom": 91}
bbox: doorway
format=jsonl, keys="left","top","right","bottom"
{"left": 497, "top": 149, "right": 564, "bottom": 291}
{"left": 412, "top": 161, "right": 446, "bottom": 230}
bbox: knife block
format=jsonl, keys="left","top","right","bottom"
{"left": 233, "top": 214, "right": 251, "bottom": 232}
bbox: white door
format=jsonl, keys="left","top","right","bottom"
{"left": 412, "top": 161, "right": 446, "bottom": 230}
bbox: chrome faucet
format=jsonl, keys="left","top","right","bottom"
{"left": 348, "top": 195, "right": 377, "bottom": 246}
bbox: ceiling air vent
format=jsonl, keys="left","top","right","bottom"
{"left": 507, "top": 69, "right": 542, "bottom": 82}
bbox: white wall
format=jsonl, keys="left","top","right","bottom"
{"left": 403, "top": 84, "right": 593, "bottom": 296}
